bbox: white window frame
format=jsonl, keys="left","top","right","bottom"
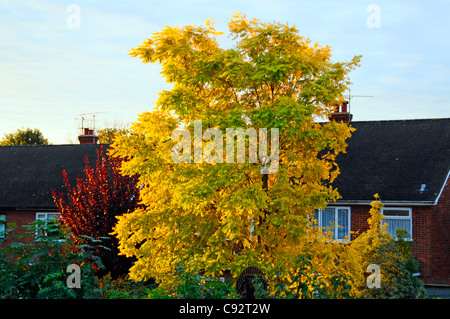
{"left": 313, "top": 206, "right": 351, "bottom": 243}
{"left": 0, "top": 214, "right": 6, "bottom": 239}
{"left": 381, "top": 207, "right": 413, "bottom": 240}
{"left": 35, "top": 212, "right": 61, "bottom": 239}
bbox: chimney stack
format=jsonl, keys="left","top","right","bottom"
{"left": 78, "top": 128, "right": 99, "bottom": 144}
{"left": 329, "top": 101, "right": 353, "bottom": 123}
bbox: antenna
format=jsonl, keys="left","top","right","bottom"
{"left": 347, "top": 88, "right": 373, "bottom": 114}
{"left": 75, "top": 111, "right": 109, "bottom": 134}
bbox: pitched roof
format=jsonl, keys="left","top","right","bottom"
{"left": 0, "top": 118, "right": 449, "bottom": 209}
{"left": 0, "top": 144, "right": 106, "bottom": 209}
{"left": 333, "top": 118, "right": 450, "bottom": 204}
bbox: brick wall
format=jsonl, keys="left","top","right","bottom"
{"left": 2, "top": 181, "right": 449, "bottom": 285}
{"left": 0, "top": 210, "right": 38, "bottom": 247}
{"left": 430, "top": 176, "right": 450, "bottom": 285}
{"left": 411, "top": 206, "right": 433, "bottom": 282}
{"left": 349, "top": 190, "right": 450, "bottom": 285}
{"left": 349, "top": 205, "right": 370, "bottom": 240}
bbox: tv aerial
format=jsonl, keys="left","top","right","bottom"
{"left": 346, "top": 88, "right": 373, "bottom": 113}
{"left": 75, "top": 111, "right": 109, "bottom": 134}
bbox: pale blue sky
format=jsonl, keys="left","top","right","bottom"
{"left": 1, "top": 0, "right": 449, "bottom": 144}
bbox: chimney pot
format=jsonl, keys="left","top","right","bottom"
{"left": 329, "top": 101, "right": 352, "bottom": 123}
{"left": 78, "top": 128, "right": 99, "bottom": 144}
{"left": 341, "top": 101, "right": 348, "bottom": 113}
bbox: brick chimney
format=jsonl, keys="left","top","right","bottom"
{"left": 78, "top": 128, "right": 99, "bottom": 144}
{"left": 329, "top": 101, "right": 353, "bottom": 123}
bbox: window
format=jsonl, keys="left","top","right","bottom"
{"left": 382, "top": 208, "right": 412, "bottom": 239}
{"left": 313, "top": 207, "right": 351, "bottom": 242}
{"left": 0, "top": 214, "right": 5, "bottom": 239}
{"left": 36, "top": 213, "right": 61, "bottom": 239}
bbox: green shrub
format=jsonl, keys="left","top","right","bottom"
{"left": 98, "top": 274, "right": 157, "bottom": 299}
{"left": 0, "top": 220, "right": 103, "bottom": 299}
{"left": 147, "top": 267, "right": 240, "bottom": 299}
{"left": 357, "top": 228, "right": 427, "bottom": 299}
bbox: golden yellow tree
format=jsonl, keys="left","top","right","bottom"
{"left": 110, "top": 12, "right": 361, "bottom": 291}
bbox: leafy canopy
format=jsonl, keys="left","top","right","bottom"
{"left": 53, "top": 147, "right": 140, "bottom": 278}
{"left": 0, "top": 128, "right": 49, "bottom": 145}
{"left": 111, "top": 12, "right": 361, "bottom": 288}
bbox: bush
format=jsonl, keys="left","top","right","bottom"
{"left": 1, "top": 197, "right": 429, "bottom": 299}
{"left": 264, "top": 254, "right": 354, "bottom": 299}
{"left": 351, "top": 198, "right": 428, "bottom": 299}
{"left": 0, "top": 220, "right": 103, "bottom": 299}
{"left": 147, "top": 267, "right": 240, "bottom": 299}
{"left": 98, "top": 274, "right": 157, "bottom": 299}
{"left": 52, "top": 146, "right": 140, "bottom": 279}
{"left": 358, "top": 235, "right": 427, "bottom": 299}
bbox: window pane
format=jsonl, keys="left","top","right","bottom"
{"left": 321, "top": 208, "right": 335, "bottom": 237}
{"left": 383, "top": 210, "right": 410, "bottom": 217}
{"left": 35, "top": 213, "right": 61, "bottom": 238}
{"left": 311, "top": 209, "right": 319, "bottom": 227}
{"left": 0, "top": 215, "right": 5, "bottom": 239}
{"left": 384, "top": 218, "right": 411, "bottom": 237}
{"left": 337, "top": 209, "right": 349, "bottom": 239}
{"left": 47, "top": 213, "right": 59, "bottom": 221}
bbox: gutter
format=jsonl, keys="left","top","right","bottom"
{"left": 331, "top": 200, "right": 436, "bottom": 207}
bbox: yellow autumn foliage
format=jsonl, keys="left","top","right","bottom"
{"left": 110, "top": 13, "right": 363, "bottom": 294}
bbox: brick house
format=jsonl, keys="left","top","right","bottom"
{"left": 328, "top": 114, "right": 450, "bottom": 286}
{"left": 0, "top": 119, "right": 449, "bottom": 285}
{"left": 0, "top": 141, "right": 104, "bottom": 246}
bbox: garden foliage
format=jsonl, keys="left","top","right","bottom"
{"left": 52, "top": 146, "right": 140, "bottom": 278}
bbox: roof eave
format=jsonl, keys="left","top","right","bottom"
{"left": 332, "top": 200, "right": 436, "bottom": 207}
{"left": 0, "top": 206, "right": 58, "bottom": 211}
{"left": 434, "top": 169, "right": 450, "bottom": 206}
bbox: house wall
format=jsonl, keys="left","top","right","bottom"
{"left": 349, "top": 187, "right": 449, "bottom": 286}
{"left": 430, "top": 177, "right": 450, "bottom": 285}
{"left": 0, "top": 210, "right": 52, "bottom": 247}
{"left": 409, "top": 180, "right": 450, "bottom": 285}
{"left": 349, "top": 205, "right": 370, "bottom": 240}
{"left": 411, "top": 206, "right": 433, "bottom": 283}
{"left": 412, "top": 199, "right": 449, "bottom": 285}
{"left": 2, "top": 182, "right": 448, "bottom": 285}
